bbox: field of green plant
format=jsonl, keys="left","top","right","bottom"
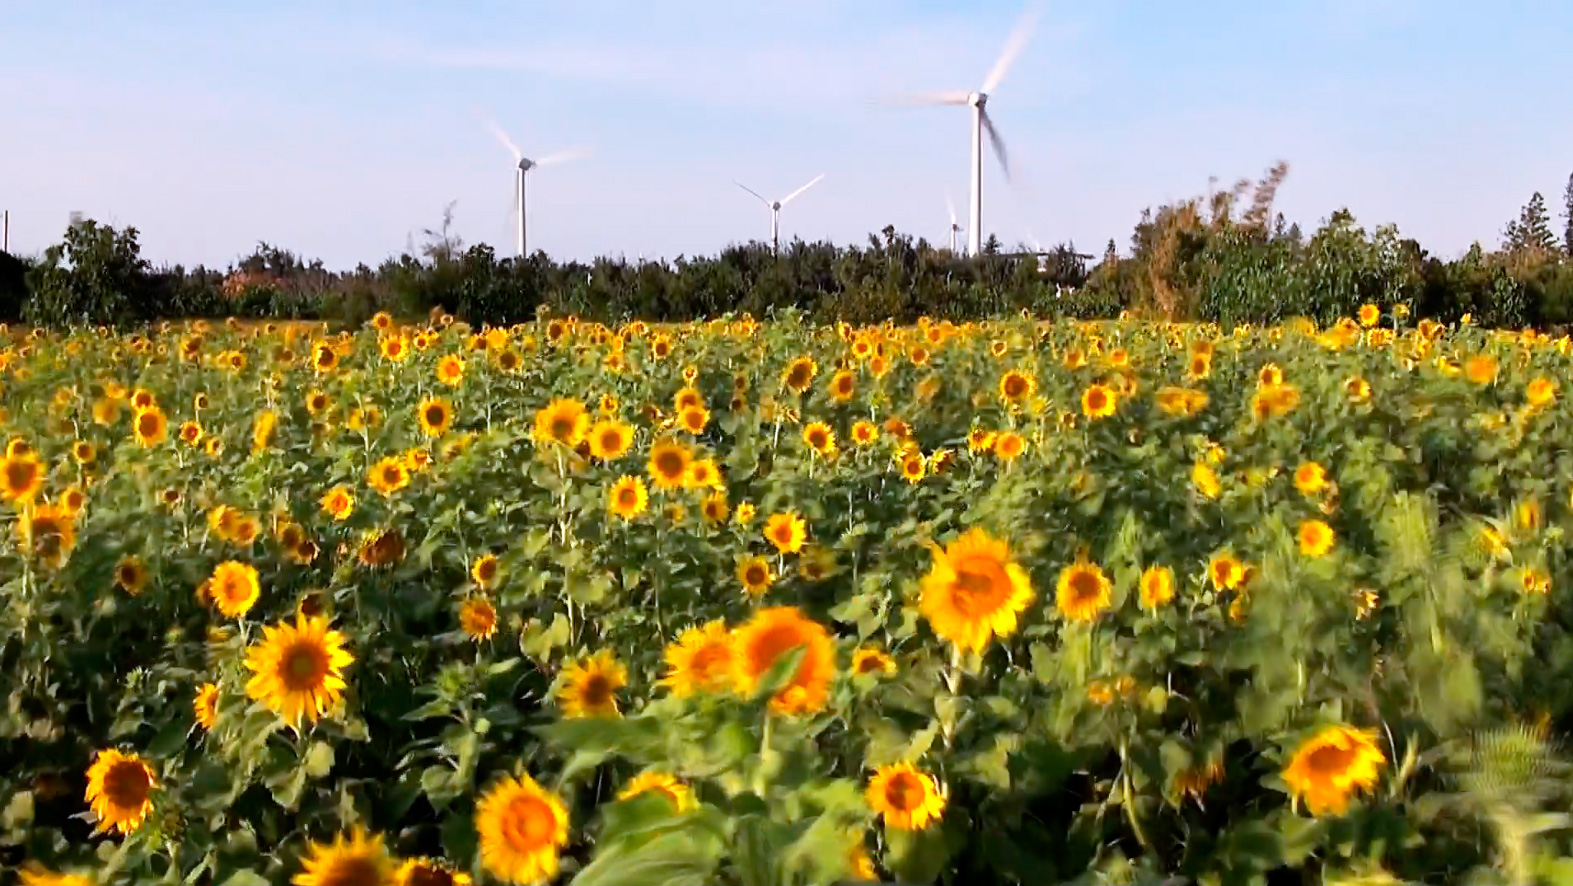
{"left": 5, "top": 309, "right": 1573, "bottom": 886}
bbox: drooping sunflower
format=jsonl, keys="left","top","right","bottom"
{"left": 764, "top": 512, "right": 807, "bottom": 554}
{"left": 587, "top": 420, "right": 633, "bottom": 460}
{"left": 475, "top": 773, "right": 569, "bottom": 886}
{"left": 647, "top": 438, "right": 693, "bottom": 490}
{"left": 321, "top": 485, "right": 355, "bottom": 520}
{"left": 532, "top": 398, "right": 589, "bottom": 447}
{"left": 617, "top": 772, "right": 697, "bottom": 813}
{"left": 1281, "top": 724, "right": 1387, "bottom": 815}
{"left": 471, "top": 553, "right": 500, "bottom": 589}
{"left": 1, "top": 450, "right": 45, "bottom": 503}
{"left": 417, "top": 397, "right": 454, "bottom": 437}
{"left": 919, "top": 528, "right": 1034, "bottom": 652}
{"left": 367, "top": 456, "right": 410, "bottom": 497}
{"left": 358, "top": 529, "right": 406, "bottom": 568}
{"left": 18, "top": 503, "right": 76, "bottom": 568}
{"left": 851, "top": 647, "right": 897, "bottom": 677}
{"left": 1056, "top": 559, "right": 1113, "bottom": 622}
{"left": 662, "top": 619, "right": 738, "bottom": 696}
{"left": 1298, "top": 519, "right": 1336, "bottom": 558}
{"left": 292, "top": 827, "right": 395, "bottom": 886}
{"left": 733, "top": 606, "right": 836, "bottom": 715}
{"left": 865, "top": 763, "right": 946, "bottom": 831}
{"left": 194, "top": 682, "right": 219, "bottom": 730}
{"left": 781, "top": 356, "right": 818, "bottom": 393}
{"left": 1081, "top": 384, "right": 1117, "bottom": 419}
{"left": 557, "top": 650, "right": 627, "bottom": 718}
{"left": 998, "top": 369, "right": 1036, "bottom": 404}
{"left": 1139, "top": 565, "right": 1175, "bottom": 609}
{"left": 208, "top": 561, "right": 261, "bottom": 618}
{"left": 459, "top": 598, "right": 498, "bottom": 641}
{"left": 84, "top": 749, "right": 157, "bottom": 835}
{"left": 395, "top": 858, "right": 471, "bottom": 886}
{"left": 802, "top": 422, "right": 837, "bottom": 458}
{"left": 737, "top": 556, "right": 775, "bottom": 597}
{"left": 132, "top": 406, "right": 168, "bottom": 447}
{"left": 607, "top": 475, "right": 649, "bottom": 520}
{"left": 244, "top": 613, "right": 353, "bottom": 728}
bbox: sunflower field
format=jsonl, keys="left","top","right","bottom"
{"left": 8, "top": 307, "right": 1573, "bottom": 886}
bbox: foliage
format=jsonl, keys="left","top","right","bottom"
{"left": 24, "top": 220, "right": 159, "bottom": 328}
{"left": 5, "top": 312, "right": 1573, "bottom": 885}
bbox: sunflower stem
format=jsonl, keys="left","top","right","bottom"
{"left": 1119, "top": 740, "right": 1150, "bottom": 850}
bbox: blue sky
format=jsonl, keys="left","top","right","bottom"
{"left": 2, "top": 1, "right": 1570, "bottom": 268}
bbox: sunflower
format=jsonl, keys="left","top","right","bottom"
{"left": 208, "top": 561, "right": 261, "bottom": 618}
{"left": 417, "top": 397, "right": 454, "bottom": 437}
{"left": 900, "top": 451, "right": 927, "bottom": 483}
{"left": 917, "top": 528, "right": 1033, "bottom": 652}
{"left": 967, "top": 428, "right": 996, "bottom": 454}
{"left": 802, "top": 422, "right": 837, "bottom": 458}
{"left": 18, "top": 867, "right": 93, "bottom": 886}
{"left": 851, "top": 647, "right": 897, "bottom": 677}
{"left": 1056, "top": 559, "right": 1112, "bottom": 622}
{"left": 177, "top": 420, "right": 204, "bottom": 446}
{"left": 0, "top": 450, "right": 44, "bottom": 502}
{"left": 608, "top": 475, "right": 649, "bottom": 520}
{"left": 1139, "top": 565, "right": 1175, "bottom": 609}
{"left": 782, "top": 356, "right": 818, "bottom": 393}
{"left": 828, "top": 370, "right": 857, "bottom": 402}
{"left": 617, "top": 772, "right": 697, "bottom": 813}
{"left": 557, "top": 650, "right": 626, "bottom": 718}
{"left": 322, "top": 485, "right": 355, "bottom": 520}
{"left": 699, "top": 492, "right": 730, "bottom": 526}
{"left": 1357, "top": 303, "right": 1380, "bottom": 327}
{"left": 992, "top": 431, "right": 1026, "bottom": 462}
{"left": 1081, "top": 384, "right": 1117, "bottom": 419}
{"left": 436, "top": 355, "right": 466, "bottom": 386}
{"left": 587, "top": 420, "right": 633, "bottom": 460}
{"left": 737, "top": 556, "right": 774, "bottom": 597}
{"left": 850, "top": 420, "right": 878, "bottom": 447}
{"left": 734, "top": 606, "right": 836, "bottom": 715}
{"left": 395, "top": 858, "right": 470, "bottom": 886}
{"left": 194, "top": 683, "right": 219, "bottom": 730}
{"left": 1294, "top": 461, "right": 1327, "bottom": 496}
{"left": 672, "top": 404, "right": 709, "bottom": 436}
{"left": 998, "top": 369, "right": 1035, "bottom": 404}
{"left": 647, "top": 438, "right": 693, "bottom": 490}
{"left": 1299, "top": 519, "right": 1336, "bottom": 557}
{"left": 84, "top": 749, "right": 157, "bottom": 835}
{"left": 1062, "top": 346, "right": 1087, "bottom": 369}
{"left": 471, "top": 553, "right": 500, "bottom": 589}
{"left": 72, "top": 440, "right": 96, "bottom": 464}
{"left": 866, "top": 763, "right": 946, "bottom": 831}
{"left": 662, "top": 620, "right": 738, "bottom": 696}
{"left": 114, "top": 555, "right": 148, "bottom": 595}
{"left": 1282, "top": 724, "right": 1386, "bottom": 815}
{"left": 132, "top": 406, "right": 168, "bottom": 446}
{"left": 19, "top": 503, "right": 76, "bottom": 568}
{"left": 459, "top": 598, "right": 499, "bottom": 640}
{"left": 764, "top": 512, "right": 807, "bottom": 554}
{"left": 293, "top": 827, "right": 394, "bottom": 886}
{"left": 367, "top": 456, "right": 410, "bottom": 497}
{"left": 1208, "top": 551, "right": 1246, "bottom": 590}
{"left": 532, "top": 398, "right": 589, "bottom": 448}
{"left": 685, "top": 457, "right": 722, "bottom": 490}
{"left": 358, "top": 529, "right": 406, "bottom": 567}
{"left": 244, "top": 613, "right": 353, "bottom": 728}
{"left": 476, "top": 773, "right": 569, "bottom": 886}
{"left": 1528, "top": 377, "right": 1557, "bottom": 410}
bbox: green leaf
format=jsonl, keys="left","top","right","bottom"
{"left": 305, "top": 741, "right": 335, "bottom": 779}
{"left": 570, "top": 830, "right": 719, "bottom": 886}
{"left": 886, "top": 824, "right": 954, "bottom": 885}
{"left": 2, "top": 790, "right": 35, "bottom": 829}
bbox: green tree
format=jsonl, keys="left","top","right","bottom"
{"left": 1505, "top": 192, "right": 1560, "bottom": 257}
{"left": 1562, "top": 172, "right": 1572, "bottom": 255}
{"left": 24, "top": 218, "right": 155, "bottom": 327}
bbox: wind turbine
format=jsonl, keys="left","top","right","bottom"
{"left": 945, "top": 192, "right": 963, "bottom": 253}
{"left": 734, "top": 174, "right": 825, "bottom": 254}
{"left": 888, "top": 5, "right": 1038, "bottom": 257}
{"left": 485, "top": 120, "right": 587, "bottom": 258}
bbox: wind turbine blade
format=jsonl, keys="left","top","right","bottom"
{"left": 981, "top": 4, "right": 1040, "bottom": 94}
{"left": 535, "top": 147, "right": 592, "bottom": 167}
{"left": 945, "top": 191, "right": 958, "bottom": 225}
{"left": 733, "top": 181, "right": 772, "bottom": 206}
{"left": 981, "top": 110, "right": 1011, "bottom": 181}
{"left": 779, "top": 174, "right": 825, "bottom": 206}
{"left": 484, "top": 119, "right": 523, "bottom": 161}
{"left": 874, "top": 90, "right": 971, "bottom": 106}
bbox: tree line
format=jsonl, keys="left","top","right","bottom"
{"left": 2, "top": 166, "right": 1571, "bottom": 329}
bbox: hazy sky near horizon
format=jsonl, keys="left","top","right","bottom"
{"left": 2, "top": 1, "right": 1570, "bottom": 269}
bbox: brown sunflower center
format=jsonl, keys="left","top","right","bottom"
{"left": 689, "top": 644, "right": 732, "bottom": 682}
{"left": 578, "top": 673, "right": 613, "bottom": 708}
{"left": 884, "top": 772, "right": 926, "bottom": 812}
{"left": 786, "top": 365, "right": 811, "bottom": 388}
{"left": 746, "top": 625, "right": 807, "bottom": 677}
{"left": 5, "top": 459, "right": 37, "bottom": 492}
{"left": 1067, "top": 570, "right": 1103, "bottom": 604}
{"left": 654, "top": 451, "right": 685, "bottom": 479}
{"left": 281, "top": 641, "right": 330, "bottom": 691}
{"left": 425, "top": 405, "right": 445, "bottom": 426}
{"left": 502, "top": 794, "right": 556, "bottom": 850}
{"left": 1304, "top": 742, "right": 1358, "bottom": 777}
{"left": 599, "top": 429, "right": 623, "bottom": 450}
{"left": 617, "top": 487, "right": 640, "bottom": 508}
{"left": 403, "top": 865, "right": 456, "bottom": 886}
{"left": 320, "top": 857, "right": 383, "bottom": 886}
{"left": 1087, "top": 390, "right": 1108, "bottom": 411}
{"left": 104, "top": 760, "right": 151, "bottom": 806}
{"left": 1003, "top": 375, "right": 1027, "bottom": 398}
{"left": 745, "top": 564, "right": 768, "bottom": 586}
{"left": 808, "top": 429, "right": 828, "bottom": 448}
{"left": 137, "top": 413, "right": 161, "bottom": 437}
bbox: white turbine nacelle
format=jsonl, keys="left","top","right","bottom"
{"left": 735, "top": 174, "right": 825, "bottom": 254}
